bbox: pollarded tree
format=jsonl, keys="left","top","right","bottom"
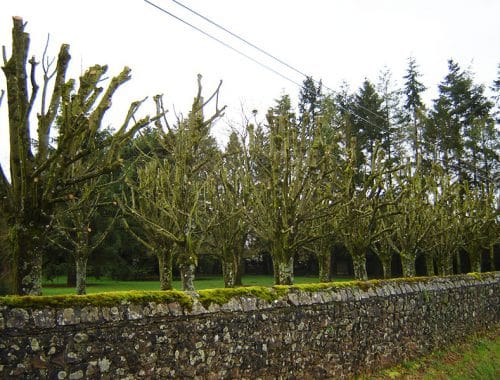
{"left": 245, "top": 95, "right": 336, "bottom": 285}
{"left": 305, "top": 214, "right": 336, "bottom": 283}
{"left": 459, "top": 183, "right": 499, "bottom": 272}
{"left": 48, "top": 174, "right": 118, "bottom": 295}
{"left": 119, "top": 124, "right": 179, "bottom": 291}
{"left": 370, "top": 228, "right": 395, "bottom": 279}
{"left": 335, "top": 143, "right": 397, "bottom": 280}
{"left": 205, "top": 132, "right": 249, "bottom": 287}
{"left": 118, "top": 122, "right": 179, "bottom": 290}
{"left": 123, "top": 77, "right": 225, "bottom": 291}
{"left": 0, "top": 18, "right": 154, "bottom": 295}
{"left": 381, "top": 165, "right": 436, "bottom": 277}
{"left": 303, "top": 92, "right": 342, "bottom": 283}
{"left": 123, "top": 155, "right": 177, "bottom": 290}
{"left": 426, "top": 168, "right": 463, "bottom": 275}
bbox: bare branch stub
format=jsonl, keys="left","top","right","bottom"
{"left": 27, "top": 56, "right": 39, "bottom": 117}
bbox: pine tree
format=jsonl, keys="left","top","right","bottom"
{"left": 352, "top": 79, "right": 385, "bottom": 169}
{"left": 402, "top": 57, "right": 427, "bottom": 168}
{"left": 377, "top": 68, "right": 404, "bottom": 173}
{"left": 298, "top": 76, "right": 323, "bottom": 138}
{"left": 427, "top": 59, "right": 494, "bottom": 185}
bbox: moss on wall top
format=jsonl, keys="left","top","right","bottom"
{"left": 197, "top": 286, "right": 278, "bottom": 308}
{"left": 0, "top": 272, "right": 496, "bottom": 310}
{"left": 0, "top": 290, "right": 193, "bottom": 309}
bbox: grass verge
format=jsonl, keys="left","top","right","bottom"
{"left": 362, "top": 328, "right": 499, "bottom": 380}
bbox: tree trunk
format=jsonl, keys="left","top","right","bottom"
{"left": 380, "top": 257, "right": 392, "bottom": 279}
{"left": 12, "top": 223, "right": 43, "bottom": 295}
{"left": 352, "top": 253, "right": 368, "bottom": 281}
{"left": 272, "top": 259, "right": 280, "bottom": 285}
{"left": 179, "top": 263, "right": 196, "bottom": 291}
{"left": 437, "top": 252, "right": 454, "bottom": 276}
{"left": 318, "top": 252, "right": 331, "bottom": 283}
{"left": 425, "top": 255, "right": 435, "bottom": 276}
{"left": 0, "top": 250, "right": 13, "bottom": 295}
{"left": 277, "top": 256, "right": 294, "bottom": 285}
{"left": 157, "top": 248, "right": 173, "bottom": 291}
{"left": 75, "top": 255, "right": 88, "bottom": 295}
{"left": 468, "top": 251, "right": 481, "bottom": 273}
{"left": 401, "top": 254, "right": 416, "bottom": 277}
{"left": 234, "top": 253, "right": 243, "bottom": 287}
{"left": 222, "top": 260, "right": 236, "bottom": 288}
{"left": 489, "top": 245, "right": 496, "bottom": 271}
{"left": 445, "top": 252, "right": 454, "bottom": 275}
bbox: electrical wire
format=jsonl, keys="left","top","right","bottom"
{"left": 168, "top": 0, "right": 310, "bottom": 80}
{"left": 143, "top": 0, "right": 302, "bottom": 88}
{"left": 144, "top": 0, "right": 391, "bottom": 129}
{"left": 167, "top": 0, "right": 390, "bottom": 125}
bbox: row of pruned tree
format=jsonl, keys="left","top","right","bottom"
{"left": 1, "top": 18, "right": 498, "bottom": 295}
{"left": 121, "top": 68, "right": 498, "bottom": 290}
{"left": 120, "top": 57, "right": 499, "bottom": 290}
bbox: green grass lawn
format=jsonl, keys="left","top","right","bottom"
{"left": 41, "top": 275, "right": 350, "bottom": 296}
{"left": 363, "top": 328, "right": 500, "bottom": 380}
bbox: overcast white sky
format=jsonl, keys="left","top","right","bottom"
{"left": 1, "top": 0, "right": 499, "bottom": 168}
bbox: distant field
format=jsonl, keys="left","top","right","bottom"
{"left": 41, "top": 275, "right": 351, "bottom": 295}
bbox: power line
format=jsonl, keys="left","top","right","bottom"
{"left": 168, "top": 0, "right": 310, "bottom": 80}
{"left": 143, "top": 0, "right": 302, "bottom": 88}
{"left": 143, "top": 0, "right": 387, "bottom": 129}
{"left": 168, "top": 0, "right": 390, "bottom": 125}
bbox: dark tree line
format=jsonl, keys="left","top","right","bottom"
{"left": 1, "top": 19, "right": 498, "bottom": 294}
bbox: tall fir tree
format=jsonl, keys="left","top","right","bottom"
{"left": 352, "top": 79, "right": 386, "bottom": 170}
{"left": 402, "top": 57, "right": 427, "bottom": 168}
{"left": 377, "top": 68, "right": 404, "bottom": 173}
{"left": 298, "top": 76, "right": 323, "bottom": 139}
{"left": 427, "top": 59, "right": 494, "bottom": 185}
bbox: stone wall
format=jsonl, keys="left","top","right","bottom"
{"left": 0, "top": 274, "right": 499, "bottom": 379}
